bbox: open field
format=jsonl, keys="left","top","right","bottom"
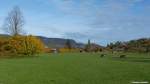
{"left": 0, "top": 53, "right": 150, "bottom": 84}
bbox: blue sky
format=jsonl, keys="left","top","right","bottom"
{"left": 0, "top": 0, "right": 150, "bottom": 45}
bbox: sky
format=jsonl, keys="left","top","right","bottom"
{"left": 0, "top": 0, "right": 150, "bottom": 45}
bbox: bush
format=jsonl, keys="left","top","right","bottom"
{"left": 0, "top": 35, "right": 45, "bottom": 57}
{"left": 10, "top": 35, "right": 45, "bottom": 55}
{"left": 3, "top": 44, "right": 13, "bottom": 51}
{"left": 59, "top": 48, "right": 79, "bottom": 53}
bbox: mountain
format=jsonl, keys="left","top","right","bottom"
{"left": 0, "top": 34, "right": 85, "bottom": 48}
{"left": 37, "top": 36, "right": 85, "bottom": 48}
{"left": 0, "top": 34, "right": 99, "bottom": 49}
{"left": 0, "top": 34, "right": 9, "bottom": 38}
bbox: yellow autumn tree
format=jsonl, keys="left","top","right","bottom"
{"left": 10, "top": 35, "right": 45, "bottom": 56}
{"left": 24, "top": 35, "right": 45, "bottom": 55}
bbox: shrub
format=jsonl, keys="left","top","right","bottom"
{"left": 10, "top": 35, "right": 45, "bottom": 56}
{"left": 59, "top": 48, "right": 79, "bottom": 53}
{"left": 3, "top": 44, "right": 13, "bottom": 51}
{"left": 0, "top": 35, "right": 45, "bottom": 57}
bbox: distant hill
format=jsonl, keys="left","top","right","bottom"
{"left": 0, "top": 34, "right": 10, "bottom": 38}
{"left": 0, "top": 34, "right": 85, "bottom": 48}
{"left": 0, "top": 34, "right": 103, "bottom": 49}
{"left": 38, "top": 36, "right": 85, "bottom": 48}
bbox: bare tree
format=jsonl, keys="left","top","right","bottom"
{"left": 3, "top": 6, "right": 25, "bottom": 36}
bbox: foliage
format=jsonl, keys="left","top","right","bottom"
{"left": 0, "top": 37, "right": 13, "bottom": 56}
{"left": 10, "top": 35, "right": 45, "bottom": 55}
{"left": 107, "top": 38, "right": 150, "bottom": 53}
{"left": 0, "top": 35, "right": 45, "bottom": 56}
{"left": 59, "top": 48, "right": 79, "bottom": 53}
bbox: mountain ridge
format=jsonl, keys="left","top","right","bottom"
{"left": 0, "top": 34, "right": 85, "bottom": 48}
{"left": 37, "top": 36, "right": 85, "bottom": 48}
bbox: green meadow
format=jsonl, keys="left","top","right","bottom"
{"left": 0, "top": 53, "right": 149, "bottom": 84}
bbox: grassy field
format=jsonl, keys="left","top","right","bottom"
{"left": 0, "top": 53, "right": 150, "bottom": 84}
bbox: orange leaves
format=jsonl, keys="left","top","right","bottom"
{"left": 59, "top": 48, "right": 79, "bottom": 53}
{"left": 24, "top": 35, "right": 45, "bottom": 54}
{"left": 0, "top": 35, "right": 45, "bottom": 56}
{"left": 10, "top": 35, "right": 45, "bottom": 55}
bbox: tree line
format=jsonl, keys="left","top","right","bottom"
{"left": 107, "top": 38, "right": 150, "bottom": 53}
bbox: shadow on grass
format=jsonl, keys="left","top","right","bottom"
{"left": 112, "top": 57, "right": 150, "bottom": 63}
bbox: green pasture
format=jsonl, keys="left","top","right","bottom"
{"left": 0, "top": 52, "right": 149, "bottom": 84}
